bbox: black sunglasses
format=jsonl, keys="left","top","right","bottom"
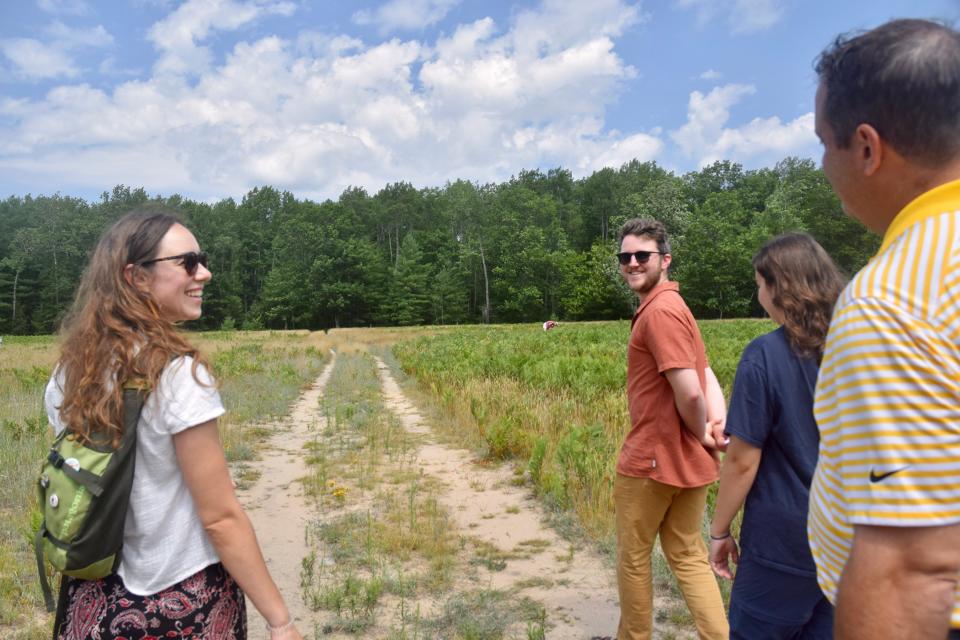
{"left": 617, "top": 250, "right": 664, "bottom": 266}
{"left": 139, "top": 251, "right": 208, "bottom": 275}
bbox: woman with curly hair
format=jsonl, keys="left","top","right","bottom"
{"left": 708, "top": 233, "right": 845, "bottom": 639}
{"left": 44, "top": 209, "right": 302, "bottom": 639}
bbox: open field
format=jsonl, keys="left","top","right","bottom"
{"left": 391, "top": 319, "right": 773, "bottom": 542}
{"left": 0, "top": 319, "right": 771, "bottom": 638}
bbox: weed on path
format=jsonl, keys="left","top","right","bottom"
{"left": 236, "top": 353, "right": 339, "bottom": 637}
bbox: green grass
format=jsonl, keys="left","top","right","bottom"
{"left": 429, "top": 589, "right": 546, "bottom": 640}
{"left": 0, "top": 365, "right": 54, "bottom": 631}
{"left": 391, "top": 318, "right": 772, "bottom": 548}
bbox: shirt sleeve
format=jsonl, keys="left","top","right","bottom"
{"left": 154, "top": 356, "right": 226, "bottom": 435}
{"left": 724, "top": 355, "right": 772, "bottom": 449}
{"left": 817, "top": 296, "right": 960, "bottom": 526}
{"left": 44, "top": 368, "right": 66, "bottom": 436}
{"left": 642, "top": 306, "right": 698, "bottom": 373}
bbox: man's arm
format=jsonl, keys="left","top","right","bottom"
{"left": 835, "top": 523, "right": 960, "bottom": 639}
{"left": 704, "top": 366, "right": 727, "bottom": 448}
{"left": 663, "top": 368, "right": 712, "bottom": 445}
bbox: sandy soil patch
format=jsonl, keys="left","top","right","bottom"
{"left": 238, "top": 354, "right": 337, "bottom": 638}
{"left": 374, "top": 357, "right": 621, "bottom": 638}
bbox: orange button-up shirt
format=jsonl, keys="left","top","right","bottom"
{"left": 616, "top": 281, "right": 719, "bottom": 487}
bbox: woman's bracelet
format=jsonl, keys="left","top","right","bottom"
{"left": 267, "top": 618, "right": 296, "bottom": 637}
{"left": 709, "top": 531, "right": 732, "bottom": 541}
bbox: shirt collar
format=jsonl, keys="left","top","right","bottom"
{"left": 880, "top": 178, "right": 960, "bottom": 252}
{"left": 634, "top": 280, "right": 679, "bottom": 318}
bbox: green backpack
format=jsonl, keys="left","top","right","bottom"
{"left": 34, "top": 386, "right": 146, "bottom": 612}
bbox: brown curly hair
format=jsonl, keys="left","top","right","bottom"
{"left": 55, "top": 208, "right": 211, "bottom": 446}
{"left": 753, "top": 233, "right": 846, "bottom": 361}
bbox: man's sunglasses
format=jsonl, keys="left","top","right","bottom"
{"left": 617, "top": 250, "right": 664, "bottom": 266}
{"left": 139, "top": 251, "right": 208, "bottom": 275}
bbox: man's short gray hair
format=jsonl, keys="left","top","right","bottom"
{"left": 815, "top": 18, "right": 960, "bottom": 165}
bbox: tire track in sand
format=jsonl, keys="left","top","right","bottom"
{"left": 237, "top": 353, "right": 337, "bottom": 639}
{"left": 374, "top": 357, "right": 622, "bottom": 639}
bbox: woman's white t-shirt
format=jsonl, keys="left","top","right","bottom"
{"left": 45, "top": 356, "right": 225, "bottom": 595}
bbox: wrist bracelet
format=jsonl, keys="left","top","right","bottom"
{"left": 267, "top": 618, "right": 295, "bottom": 636}
{"left": 709, "top": 531, "right": 732, "bottom": 541}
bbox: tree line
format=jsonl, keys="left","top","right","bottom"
{"left": 0, "top": 157, "right": 879, "bottom": 335}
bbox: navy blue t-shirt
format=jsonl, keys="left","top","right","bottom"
{"left": 725, "top": 326, "right": 820, "bottom": 577}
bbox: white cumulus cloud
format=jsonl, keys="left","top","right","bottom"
{"left": 1, "top": 0, "right": 664, "bottom": 201}
{"left": 1, "top": 21, "right": 113, "bottom": 80}
{"left": 148, "top": 0, "right": 296, "bottom": 76}
{"left": 36, "top": 0, "right": 91, "bottom": 15}
{"left": 0, "top": 38, "right": 79, "bottom": 79}
{"left": 45, "top": 22, "right": 113, "bottom": 48}
{"left": 353, "top": 0, "right": 460, "bottom": 35}
{"left": 676, "top": 0, "right": 786, "bottom": 34}
{"left": 671, "top": 83, "right": 814, "bottom": 168}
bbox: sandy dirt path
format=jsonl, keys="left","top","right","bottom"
{"left": 238, "top": 353, "right": 337, "bottom": 639}
{"left": 374, "top": 357, "right": 622, "bottom": 638}
{"left": 238, "top": 350, "right": 693, "bottom": 638}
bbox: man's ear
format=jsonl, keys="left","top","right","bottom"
{"left": 661, "top": 253, "right": 672, "bottom": 272}
{"left": 855, "top": 123, "right": 884, "bottom": 177}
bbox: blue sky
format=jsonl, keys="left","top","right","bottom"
{"left": 1, "top": 0, "right": 958, "bottom": 203}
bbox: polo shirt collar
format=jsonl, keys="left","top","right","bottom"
{"left": 880, "top": 177, "right": 960, "bottom": 252}
{"left": 635, "top": 280, "right": 679, "bottom": 318}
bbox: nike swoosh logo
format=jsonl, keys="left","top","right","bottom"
{"left": 869, "top": 466, "right": 910, "bottom": 483}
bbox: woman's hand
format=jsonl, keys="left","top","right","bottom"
{"left": 709, "top": 418, "right": 729, "bottom": 452}
{"left": 268, "top": 620, "right": 303, "bottom": 639}
{"left": 708, "top": 534, "right": 740, "bottom": 580}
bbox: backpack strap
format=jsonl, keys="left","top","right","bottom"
{"left": 51, "top": 574, "right": 70, "bottom": 639}
{"left": 35, "top": 523, "right": 55, "bottom": 612}
{"left": 45, "top": 449, "right": 105, "bottom": 497}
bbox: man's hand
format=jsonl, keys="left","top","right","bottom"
{"left": 708, "top": 418, "right": 728, "bottom": 452}
{"left": 700, "top": 427, "right": 717, "bottom": 449}
{"left": 700, "top": 427, "right": 722, "bottom": 461}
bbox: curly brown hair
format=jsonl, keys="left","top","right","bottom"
{"left": 753, "top": 233, "right": 846, "bottom": 361}
{"left": 55, "top": 208, "right": 211, "bottom": 446}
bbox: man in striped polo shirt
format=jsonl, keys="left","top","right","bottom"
{"left": 808, "top": 19, "right": 960, "bottom": 639}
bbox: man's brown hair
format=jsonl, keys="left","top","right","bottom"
{"left": 618, "top": 218, "right": 671, "bottom": 255}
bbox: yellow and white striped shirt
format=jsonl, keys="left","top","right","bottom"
{"left": 809, "top": 178, "right": 960, "bottom": 627}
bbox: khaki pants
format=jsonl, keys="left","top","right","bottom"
{"left": 614, "top": 474, "right": 728, "bottom": 640}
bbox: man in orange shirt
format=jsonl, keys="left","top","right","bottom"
{"left": 614, "top": 218, "right": 728, "bottom": 640}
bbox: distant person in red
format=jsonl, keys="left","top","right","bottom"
{"left": 613, "top": 218, "right": 728, "bottom": 640}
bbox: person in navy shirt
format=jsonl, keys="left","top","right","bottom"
{"left": 708, "top": 233, "right": 845, "bottom": 639}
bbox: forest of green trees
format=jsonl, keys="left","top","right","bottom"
{"left": 0, "top": 157, "right": 879, "bottom": 335}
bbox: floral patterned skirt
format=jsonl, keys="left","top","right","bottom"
{"left": 55, "top": 562, "right": 247, "bottom": 640}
